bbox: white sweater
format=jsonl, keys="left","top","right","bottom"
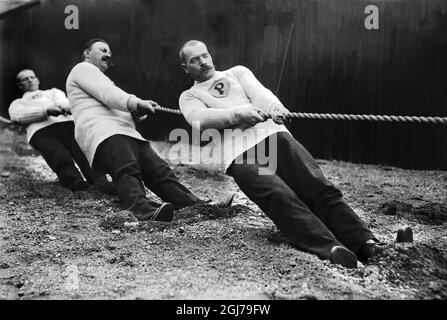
{"left": 66, "top": 62, "right": 146, "bottom": 166}
{"left": 8, "top": 89, "right": 73, "bottom": 142}
{"left": 179, "top": 66, "right": 289, "bottom": 170}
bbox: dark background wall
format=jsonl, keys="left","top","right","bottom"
{"left": 1, "top": 0, "right": 446, "bottom": 170}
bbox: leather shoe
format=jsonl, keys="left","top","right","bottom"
{"left": 68, "top": 179, "right": 89, "bottom": 191}
{"left": 148, "top": 203, "right": 174, "bottom": 222}
{"left": 137, "top": 203, "right": 174, "bottom": 222}
{"left": 356, "top": 240, "right": 383, "bottom": 262}
{"left": 330, "top": 246, "right": 358, "bottom": 268}
{"left": 213, "top": 193, "right": 235, "bottom": 208}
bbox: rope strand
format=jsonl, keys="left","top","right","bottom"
{"left": 153, "top": 106, "right": 447, "bottom": 125}
{"left": 5, "top": 106, "right": 445, "bottom": 125}
{"left": 288, "top": 112, "right": 447, "bottom": 125}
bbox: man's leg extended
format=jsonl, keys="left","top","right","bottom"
{"left": 29, "top": 125, "right": 87, "bottom": 190}
{"left": 56, "top": 122, "right": 109, "bottom": 185}
{"left": 138, "top": 141, "right": 202, "bottom": 209}
{"left": 272, "top": 132, "right": 376, "bottom": 253}
{"left": 93, "top": 135, "right": 160, "bottom": 219}
{"left": 227, "top": 162, "right": 342, "bottom": 259}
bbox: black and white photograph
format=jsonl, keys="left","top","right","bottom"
{"left": 0, "top": 0, "right": 446, "bottom": 305}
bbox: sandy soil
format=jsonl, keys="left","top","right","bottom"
{"left": 0, "top": 126, "right": 446, "bottom": 300}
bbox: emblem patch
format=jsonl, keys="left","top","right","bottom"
{"left": 208, "top": 78, "right": 230, "bottom": 98}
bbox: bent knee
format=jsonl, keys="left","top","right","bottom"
{"left": 115, "top": 161, "right": 141, "bottom": 178}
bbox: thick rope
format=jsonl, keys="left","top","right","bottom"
{"left": 287, "top": 112, "right": 447, "bottom": 125}
{"left": 3, "top": 106, "right": 446, "bottom": 125}
{"left": 153, "top": 106, "right": 447, "bottom": 125}
{"left": 154, "top": 106, "right": 183, "bottom": 115}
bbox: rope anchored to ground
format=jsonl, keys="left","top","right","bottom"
{"left": 152, "top": 106, "right": 447, "bottom": 125}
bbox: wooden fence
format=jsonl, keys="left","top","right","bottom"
{"left": 1, "top": 0, "right": 446, "bottom": 169}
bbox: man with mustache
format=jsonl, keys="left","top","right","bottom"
{"left": 178, "top": 40, "right": 384, "bottom": 268}
{"left": 8, "top": 69, "right": 113, "bottom": 192}
{"left": 66, "top": 38, "right": 231, "bottom": 222}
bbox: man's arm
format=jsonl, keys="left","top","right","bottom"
{"left": 179, "top": 91, "right": 237, "bottom": 130}
{"left": 8, "top": 98, "right": 62, "bottom": 124}
{"left": 70, "top": 62, "right": 155, "bottom": 114}
{"left": 71, "top": 62, "right": 135, "bottom": 112}
{"left": 180, "top": 91, "right": 268, "bottom": 131}
{"left": 180, "top": 91, "right": 270, "bottom": 131}
{"left": 231, "top": 66, "right": 290, "bottom": 123}
{"left": 50, "top": 88, "right": 71, "bottom": 114}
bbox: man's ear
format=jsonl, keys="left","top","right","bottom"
{"left": 17, "top": 81, "right": 22, "bottom": 91}
{"left": 181, "top": 63, "right": 189, "bottom": 74}
{"left": 83, "top": 49, "right": 90, "bottom": 60}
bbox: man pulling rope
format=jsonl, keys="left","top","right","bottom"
{"left": 176, "top": 40, "right": 404, "bottom": 269}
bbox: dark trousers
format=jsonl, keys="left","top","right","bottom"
{"left": 227, "top": 132, "right": 375, "bottom": 260}
{"left": 29, "top": 122, "right": 108, "bottom": 190}
{"left": 93, "top": 134, "right": 201, "bottom": 218}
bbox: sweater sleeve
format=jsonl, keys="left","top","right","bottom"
{"left": 231, "top": 65, "right": 285, "bottom": 114}
{"left": 50, "top": 88, "right": 69, "bottom": 110}
{"left": 8, "top": 98, "right": 49, "bottom": 124}
{"left": 71, "top": 62, "right": 134, "bottom": 112}
{"left": 179, "top": 91, "right": 240, "bottom": 130}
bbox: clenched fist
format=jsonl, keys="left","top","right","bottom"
{"left": 269, "top": 104, "right": 291, "bottom": 125}
{"left": 46, "top": 105, "right": 64, "bottom": 117}
{"left": 234, "top": 107, "right": 269, "bottom": 129}
{"left": 128, "top": 97, "right": 159, "bottom": 117}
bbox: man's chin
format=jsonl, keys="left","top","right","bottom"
{"left": 100, "top": 63, "right": 110, "bottom": 72}
{"left": 201, "top": 69, "right": 215, "bottom": 80}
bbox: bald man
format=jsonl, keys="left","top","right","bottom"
{"left": 9, "top": 69, "right": 113, "bottom": 192}
{"left": 178, "top": 40, "right": 384, "bottom": 268}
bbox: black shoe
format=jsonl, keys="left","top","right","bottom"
{"left": 214, "top": 193, "right": 235, "bottom": 208}
{"left": 68, "top": 180, "right": 89, "bottom": 191}
{"left": 330, "top": 246, "right": 358, "bottom": 268}
{"left": 137, "top": 203, "right": 174, "bottom": 222}
{"left": 396, "top": 226, "right": 413, "bottom": 243}
{"left": 356, "top": 240, "right": 383, "bottom": 263}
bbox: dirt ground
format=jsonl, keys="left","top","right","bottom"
{"left": 0, "top": 125, "right": 446, "bottom": 300}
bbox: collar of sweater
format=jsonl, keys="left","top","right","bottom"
{"left": 23, "top": 90, "right": 44, "bottom": 100}
{"left": 193, "top": 71, "right": 224, "bottom": 87}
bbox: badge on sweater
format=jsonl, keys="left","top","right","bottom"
{"left": 27, "top": 91, "right": 43, "bottom": 100}
{"left": 208, "top": 78, "right": 230, "bottom": 98}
